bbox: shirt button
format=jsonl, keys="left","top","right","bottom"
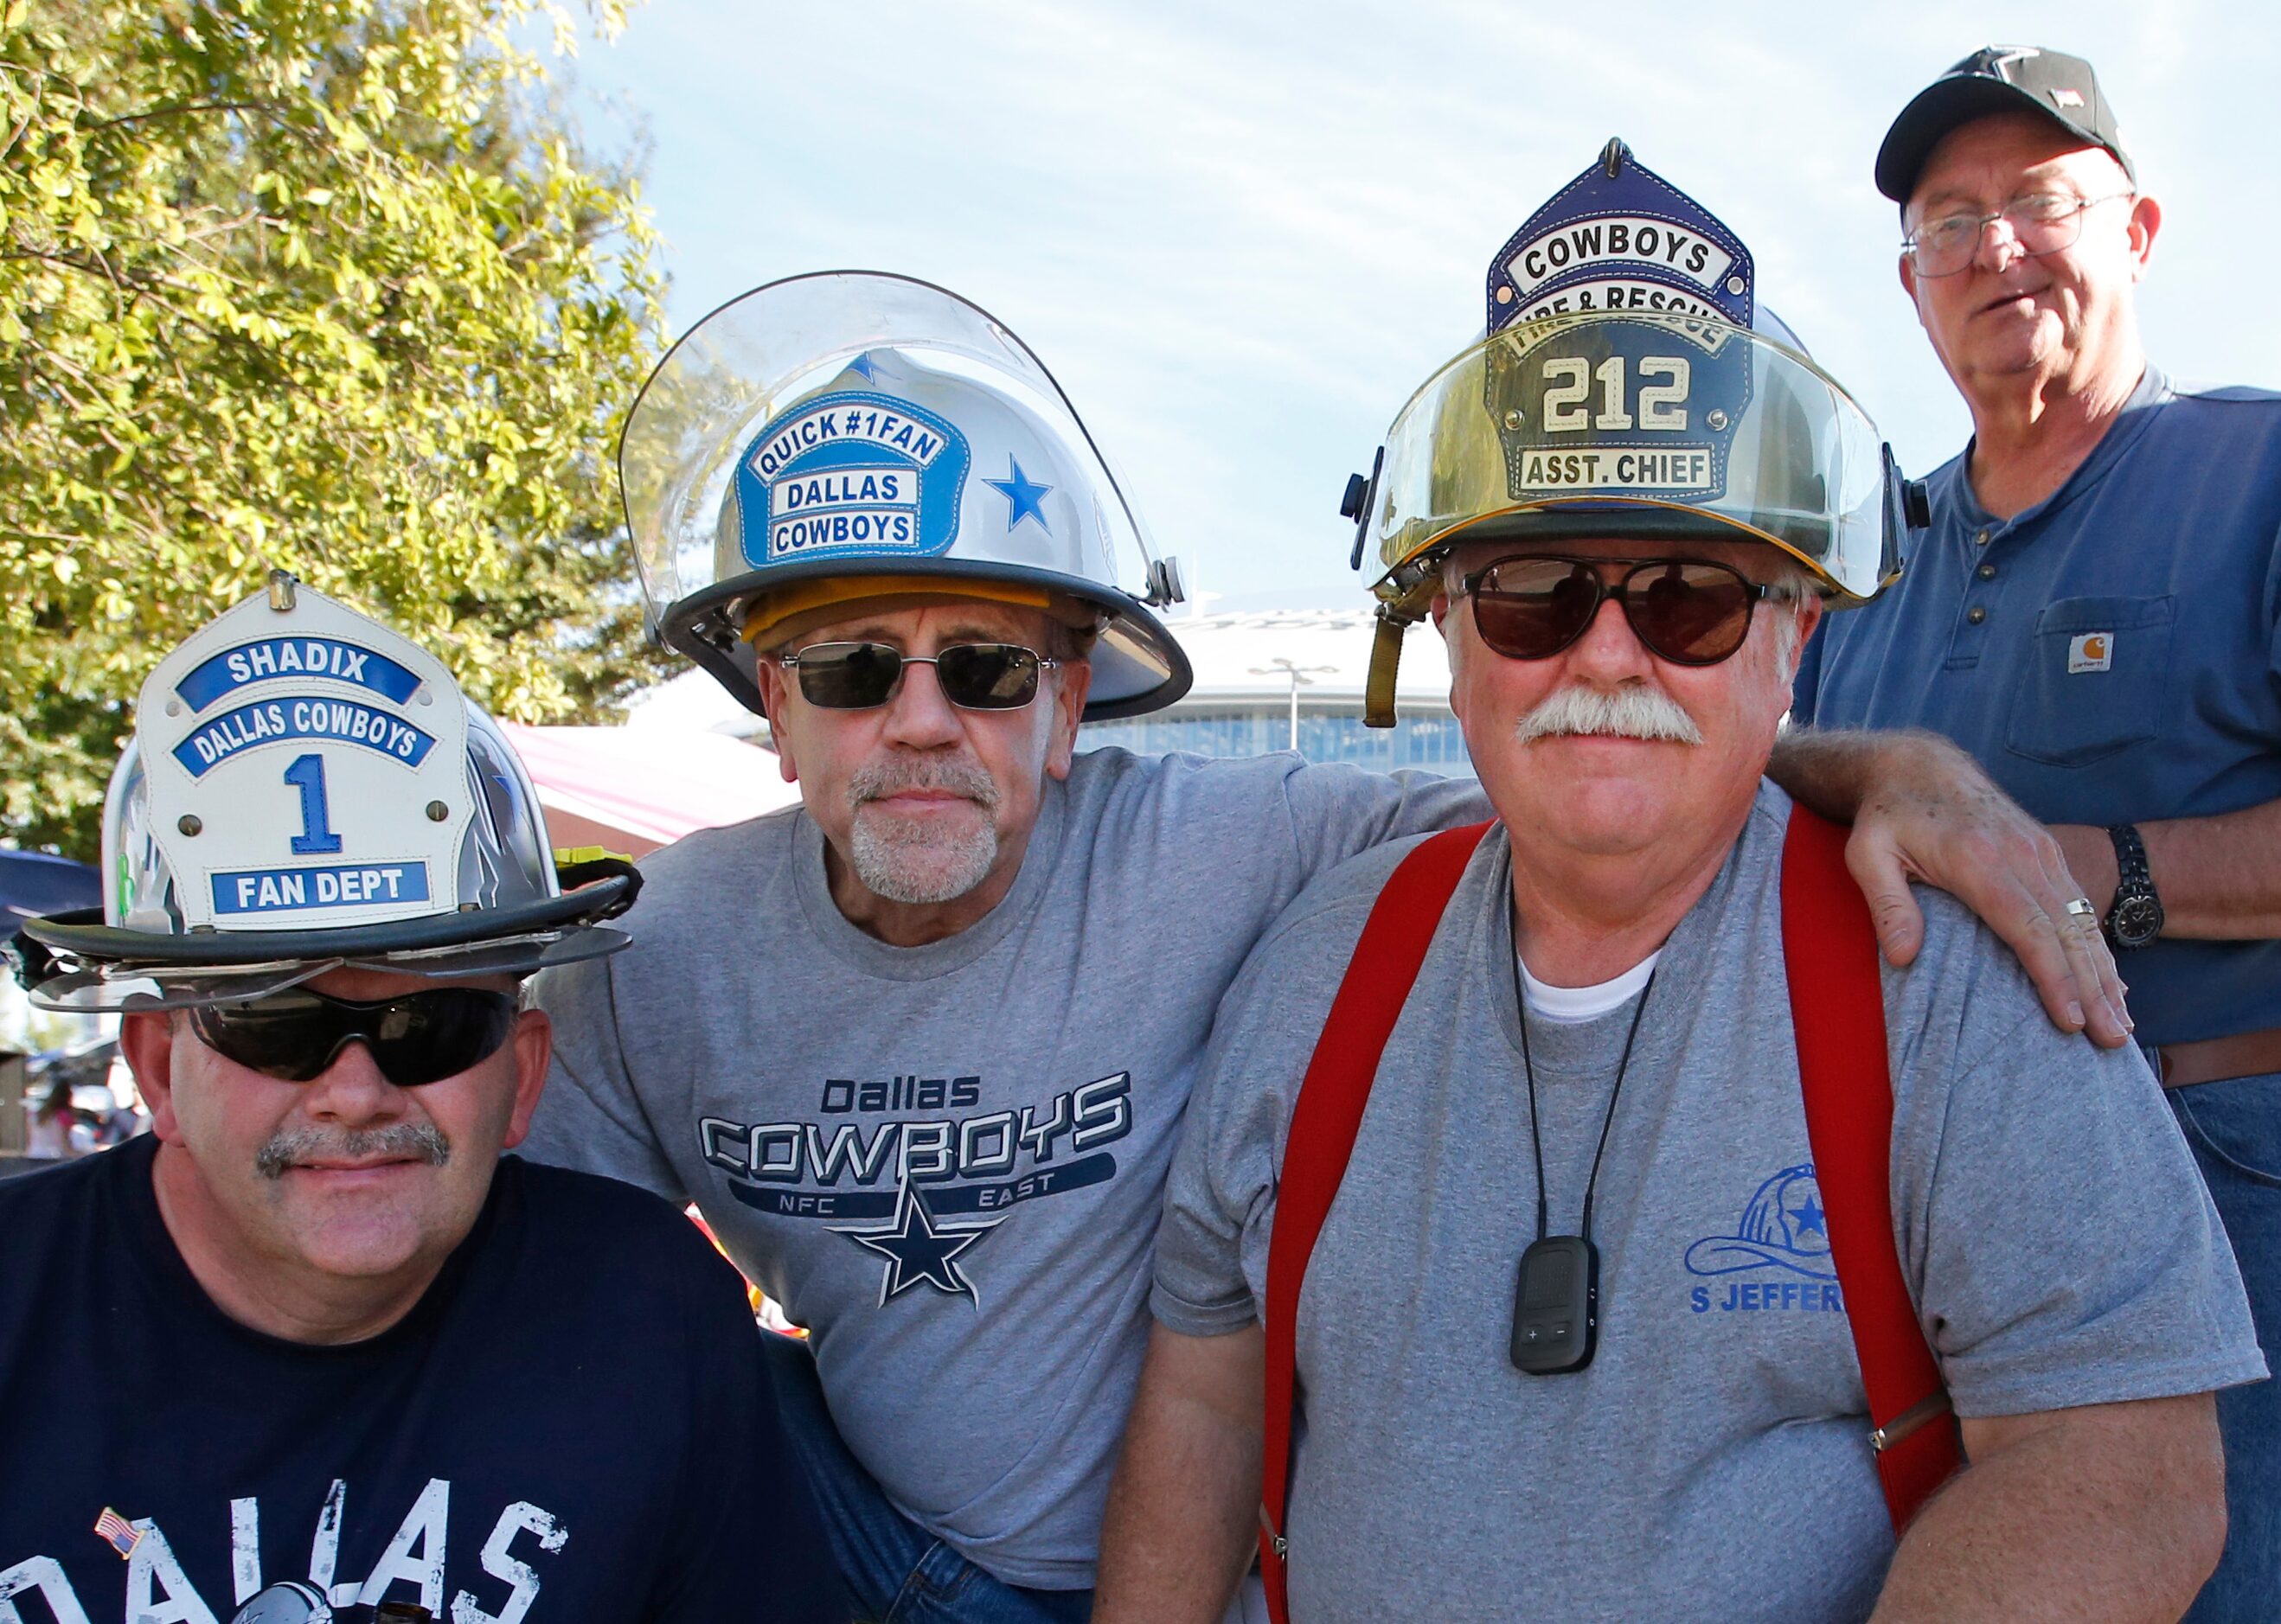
{"left": 1977, "top": 563, "right": 1996, "bottom": 580}
{"left": 1975, "top": 529, "right": 1991, "bottom": 547}
{"left": 1967, "top": 605, "right": 1988, "bottom": 624}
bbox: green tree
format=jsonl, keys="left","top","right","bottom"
{"left": 0, "top": 0, "right": 670, "bottom": 860}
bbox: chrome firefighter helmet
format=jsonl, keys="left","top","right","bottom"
{"left": 620, "top": 270, "right": 1192, "bottom": 719}
{"left": 1342, "top": 141, "right": 1918, "bottom": 724}
{"left": 19, "top": 573, "right": 635, "bottom": 1012}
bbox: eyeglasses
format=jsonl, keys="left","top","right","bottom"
{"left": 1460, "top": 555, "right": 1783, "bottom": 666}
{"left": 1900, "top": 191, "right": 2134, "bottom": 278}
{"left": 188, "top": 987, "right": 519, "bottom": 1085}
{"left": 778, "top": 641, "right": 1058, "bottom": 711}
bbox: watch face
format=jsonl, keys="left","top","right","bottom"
{"left": 2112, "top": 894, "right": 2163, "bottom": 948}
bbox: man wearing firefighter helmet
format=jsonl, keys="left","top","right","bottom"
{"left": 0, "top": 578, "right": 836, "bottom": 1622}
{"left": 522, "top": 269, "right": 2135, "bottom": 1621}
{"left": 1095, "top": 142, "right": 2256, "bottom": 1624}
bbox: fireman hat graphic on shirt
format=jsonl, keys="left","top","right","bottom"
{"left": 1683, "top": 1163, "right": 1838, "bottom": 1280}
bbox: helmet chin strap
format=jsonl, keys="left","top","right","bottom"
{"left": 1362, "top": 561, "right": 1441, "bottom": 729}
{"left": 1364, "top": 608, "right": 1416, "bottom": 730}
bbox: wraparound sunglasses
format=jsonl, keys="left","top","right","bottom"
{"left": 188, "top": 987, "right": 518, "bottom": 1086}
{"left": 778, "top": 641, "right": 1059, "bottom": 711}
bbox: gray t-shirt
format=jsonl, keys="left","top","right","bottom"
{"left": 522, "top": 747, "right": 1485, "bottom": 1589}
{"left": 1156, "top": 782, "right": 2265, "bottom": 1623}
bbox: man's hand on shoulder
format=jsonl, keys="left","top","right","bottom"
{"left": 1769, "top": 728, "right": 2132, "bottom": 1048}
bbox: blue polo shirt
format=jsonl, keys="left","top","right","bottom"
{"left": 1795, "top": 366, "right": 2281, "bottom": 1049}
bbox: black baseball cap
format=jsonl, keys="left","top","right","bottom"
{"left": 1877, "top": 46, "right": 2134, "bottom": 204}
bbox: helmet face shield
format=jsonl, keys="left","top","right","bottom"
{"left": 619, "top": 271, "right": 1190, "bottom": 719}
{"left": 1368, "top": 310, "right": 1901, "bottom": 605}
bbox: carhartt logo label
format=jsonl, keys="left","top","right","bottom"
{"left": 2067, "top": 632, "right": 2113, "bottom": 673}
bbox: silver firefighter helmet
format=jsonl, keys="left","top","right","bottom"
{"left": 619, "top": 270, "right": 1191, "bottom": 720}
{"left": 20, "top": 574, "right": 635, "bottom": 1011}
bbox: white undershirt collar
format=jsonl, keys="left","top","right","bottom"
{"left": 1518, "top": 949, "right": 1663, "bottom": 1025}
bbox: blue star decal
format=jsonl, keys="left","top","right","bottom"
{"left": 843, "top": 351, "right": 880, "bottom": 381}
{"left": 1794, "top": 1195, "right": 1826, "bottom": 1237}
{"left": 835, "top": 1182, "right": 1003, "bottom": 1307}
{"left": 984, "top": 456, "right": 1054, "bottom": 534}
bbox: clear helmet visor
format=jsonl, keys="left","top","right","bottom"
{"left": 1368, "top": 310, "right": 1902, "bottom": 602}
{"left": 619, "top": 271, "right": 1189, "bottom": 719}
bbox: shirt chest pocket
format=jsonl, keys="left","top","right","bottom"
{"left": 2003, "top": 595, "right": 2175, "bottom": 768}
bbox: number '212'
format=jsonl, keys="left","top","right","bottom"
{"left": 1541, "top": 355, "right": 1691, "bottom": 432}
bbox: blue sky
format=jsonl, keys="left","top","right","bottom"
{"left": 548, "top": 0, "right": 2277, "bottom": 611}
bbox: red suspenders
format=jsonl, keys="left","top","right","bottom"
{"left": 1255, "top": 807, "right": 1962, "bottom": 1623}
{"left": 1778, "top": 802, "right": 1965, "bottom": 1528}
{"left": 1257, "top": 822, "right": 1494, "bottom": 1621}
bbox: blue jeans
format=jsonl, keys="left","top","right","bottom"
{"left": 2170, "top": 1069, "right": 2281, "bottom": 1623}
{"left": 759, "top": 1332, "right": 1093, "bottom": 1624}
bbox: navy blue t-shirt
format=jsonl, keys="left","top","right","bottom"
{"left": 1796, "top": 367, "right": 2281, "bottom": 1047}
{"left": 0, "top": 1138, "right": 842, "bottom": 1623}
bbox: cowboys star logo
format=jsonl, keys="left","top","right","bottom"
{"left": 834, "top": 1180, "right": 1006, "bottom": 1307}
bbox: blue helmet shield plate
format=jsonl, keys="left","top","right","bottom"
{"left": 734, "top": 388, "right": 972, "bottom": 567}
{"left": 1487, "top": 138, "right": 1754, "bottom": 334}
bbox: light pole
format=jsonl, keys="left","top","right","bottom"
{"left": 1250, "top": 658, "right": 1337, "bottom": 753}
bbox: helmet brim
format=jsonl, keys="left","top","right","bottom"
{"left": 1365, "top": 311, "right": 1901, "bottom": 607}
{"left": 661, "top": 558, "right": 1194, "bottom": 722}
{"left": 22, "top": 874, "right": 634, "bottom": 971}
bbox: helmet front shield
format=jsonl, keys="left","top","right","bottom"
{"left": 1368, "top": 310, "right": 1902, "bottom": 606}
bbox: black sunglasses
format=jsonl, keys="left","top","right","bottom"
{"left": 188, "top": 988, "right": 519, "bottom": 1086}
{"left": 778, "top": 641, "right": 1058, "bottom": 711}
{"left": 1461, "top": 555, "right": 1782, "bottom": 667}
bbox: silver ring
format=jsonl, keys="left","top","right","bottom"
{"left": 2063, "top": 898, "right": 2098, "bottom": 920}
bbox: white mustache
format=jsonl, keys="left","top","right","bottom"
{"left": 1512, "top": 684, "right": 1704, "bottom": 746}
{"left": 847, "top": 755, "right": 1001, "bottom": 812}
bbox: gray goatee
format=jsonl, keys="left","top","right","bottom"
{"left": 845, "top": 756, "right": 1003, "bottom": 905}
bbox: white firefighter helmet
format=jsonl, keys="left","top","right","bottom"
{"left": 18, "top": 573, "right": 636, "bottom": 1012}
{"left": 619, "top": 270, "right": 1191, "bottom": 719}
{"left": 1338, "top": 141, "right": 1916, "bottom": 724}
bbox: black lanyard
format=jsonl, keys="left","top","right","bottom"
{"left": 1509, "top": 949, "right": 1655, "bottom": 1375}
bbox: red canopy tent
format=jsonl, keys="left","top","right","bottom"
{"left": 498, "top": 723, "right": 800, "bottom": 860}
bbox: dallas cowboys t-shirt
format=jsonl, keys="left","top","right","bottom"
{"left": 522, "top": 747, "right": 1487, "bottom": 1589}
{"left": 0, "top": 1137, "right": 840, "bottom": 1624}
{"left": 1155, "top": 781, "right": 2265, "bottom": 1622}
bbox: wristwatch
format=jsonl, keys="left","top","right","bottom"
{"left": 2105, "top": 824, "right": 2164, "bottom": 949}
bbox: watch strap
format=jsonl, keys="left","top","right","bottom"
{"left": 2104, "top": 822, "right": 2161, "bottom": 945}
{"left": 2108, "top": 822, "right": 2152, "bottom": 890}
